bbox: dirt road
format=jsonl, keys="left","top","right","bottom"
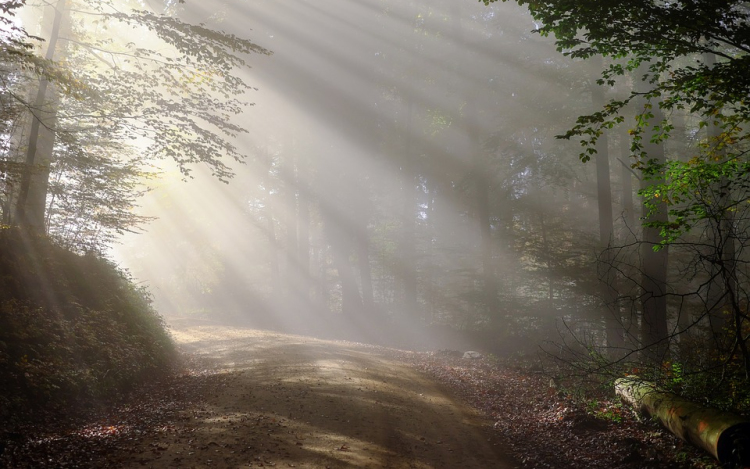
{"left": 118, "top": 325, "right": 518, "bottom": 468}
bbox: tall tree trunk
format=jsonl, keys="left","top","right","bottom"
{"left": 326, "top": 220, "right": 363, "bottom": 317}
{"left": 452, "top": 3, "right": 499, "bottom": 326}
{"left": 703, "top": 52, "right": 737, "bottom": 355}
{"left": 399, "top": 100, "right": 418, "bottom": 319}
{"left": 671, "top": 108, "right": 690, "bottom": 162}
{"left": 353, "top": 181, "right": 374, "bottom": 316}
{"left": 357, "top": 228, "right": 374, "bottom": 313}
{"left": 591, "top": 65, "right": 624, "bottom": 352}
{"left": 261, "top": 145, "right": 281, "bottom": 303}
{"left": 15, "top": 0, "right": 67, "bottom": 230}
{"left": 639, "top": 170, "right": 669, "bottom": 361}
{"left": 266, "top": 194, "right": 281, "bottom": 302}
{"left": 332, "top": 246, "right": 362, "bottom": 317}
{"left": 620, "top": 131, "right": 636, "bottom": 235}
{"left": 474, "top": 129, "right": 499, "bottom": 324}
{"left": 26, "top": 93, "right": 58, "bottom": 232}
{"left": 666, "top": 95, "right": 694, "bottom": 343}
{"left": 469, "top": 90, "right": 498, "bottom": 325}
{"left": 282, "top": 148, "right": 298, "bottom": 304}
{"left": 539, "top": 211, "right": 554, "bottom": 308}
{"left": 313, "top": 217, "right": 328, "bottom": 312}
{"left": 297, "top": 154, "right": 311, "bottom": 306}
{"left": 636, "top": 74, "right": 670, "bottom": 363}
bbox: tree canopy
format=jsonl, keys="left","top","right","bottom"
{"left": 483, "top": 0, "right": 750, "bottom": 240}
{"left": 475, "top": 0, "right": 750, "bottom": 393}
{"left": 1, "top": 0, "right": 271, "bottom": 251}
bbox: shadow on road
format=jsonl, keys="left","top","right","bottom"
{"left": 133, "top": 325, "right": 518, "bottom": 468}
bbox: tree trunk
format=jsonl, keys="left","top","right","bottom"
{"left": 475, "top": 145, "right": 498, "bottom": 324}
{"left": 639, "top": 162, "right": 669, "bottom": 362}
{"left": 635, "top": 67, "right": 669, "bottom": 363}
{"left": 453, "top": 3, "right": 499, "bottom": 326}
{"left": 539, "top": 211, "right": 554, "bottom": 309}
{"left": 620, "top": 131, "right": 636, "bottom": 234}
{"left": 665, "top": 106, "right": 693, "bottom": 342}
{"left": 261, "top": 145, "right": 281, "bottom": 302}
{"left": 313, "top": 218, "right": 329, "bottom": 312}
{"left": 26, "top": 93, "right": 58, "bottom": 232}
{"left": 327, "top": 222, "right": 363, "bottom": 317}
{"left": 703, "top": 53, "right": 738, "bottom": 357}
{"left": 297, "top": 155, "right": 311, "bottom": 305}
{"left": 591, "top": 64, "right": 624, "bottom": 352}
{"left": 282, "top": 149, "right": 298, "bottom": 304}
{"left": 15, "top": 0, "right": 67, "bottom": 230}
{"left": 671, "top": 108, "right": 690, "bottom": 162}
{"left": 399, "top": 100, "right": 418, "bottom": 320}
{"left": 616, "top": 377, "right": 750, "bottom": 467}
{"left": 357, "top": 225, "right": 374, "bottom": 313}
{"left": 266, "top": 195, "right": 281, "bottom": 302}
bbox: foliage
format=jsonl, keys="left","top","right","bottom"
{"left": 0, "top": 0, "right": 272, "bottom": 251}
{"left": 586, "top": 398, "right": 625, "bottom": 423}
{"left": 83, "top": 4, "right": 272, "bottom": 181}
{"left": 45, "top": 131, "right": 157, "bottom": 254}
{"left": 640, "top": 154, "right": 750, "bottom": 248}
{"left": 0, "top": 229, "right": 175, "bottom": 420}
{"left": 0, "top": 1, "right": 37, "bottom": 66}
{"left": 483, "top": 0, "right": 750, "bottom": 237}
{"left": 478, "top": 0, "right": 750, "bottom": 409}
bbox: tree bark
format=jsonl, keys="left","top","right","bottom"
{"left": 399, "top": 100, "right": 418, "bottom": 319}
{"left": 266, "top": 194, "right": 281, "bottom": 302}
{"left": 357, "top": 225, "right": 374, "bottom": 313}
{"left": 297, "top": 154, "right": 311, "bottom": 305}
{"left": 620, "top": 131, "right": 636, "bottom": 234}
{"left": 15, "top": 0, "right": 67, "bottom": 230}
{"left": 539, "top": 211, "right": 554, "bottom": 309}
{"left": 703, "top": 53, "right": 738, "bottom": 356}
{"left": 591, "top": 63, "right": 624, "bottom": 352}
{"left": 261, "top": 145, "right": 281, "bottom": 302}
{"left": 635, "top": 67, "right": 669, "bottom": 363}
{"left": 639, "top": 162, "right": 669, "bottom": 362}
{"left": 327, "top": 223, "right": 363, "bottom": 317}
{"left": 474, "top": 140, "right": 499, "bottom": 324}
{"left": 616, "top": 377, "right": 750, "bottom": 467}
{"left": 453, "top": 3, "right": 499, "bottom": 326}
{"left": 281, "top": 148, "right": 298, "bottom": 304}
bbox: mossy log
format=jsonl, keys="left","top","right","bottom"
{"left": 615, "top": 376, "right": 750, "bottom": 467}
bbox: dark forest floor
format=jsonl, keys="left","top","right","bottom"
{"left": 393, "top": 350, "right": 722, "bottom": 469}
{"left": 0, "top": 326, "right": 723, "bottom": 468}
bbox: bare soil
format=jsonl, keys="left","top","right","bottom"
{"left": 111, "top": 325, "right": 518, "bottom": 468}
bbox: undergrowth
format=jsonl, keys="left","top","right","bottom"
{"left": 0, "top": 229, "right": 175, "bottom": 427}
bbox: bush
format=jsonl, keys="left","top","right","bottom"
{"left": 0, "top": 229, "right": 175, "bottom": 422}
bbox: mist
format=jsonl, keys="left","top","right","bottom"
{"left": 112, "top": 0, "right": 609, "bottom": 352}
{"left": 6, "top": 1, "right": 750, "bottom": 467}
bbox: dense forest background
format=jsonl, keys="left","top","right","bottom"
{"left": 113, "top": 0, "right": 750, "bottom": 411}
{"left": 119, "top": 0, "right": 609, "bottom": 348}
{"left": 1, "top": 0, "right": 749, "bottom": 429}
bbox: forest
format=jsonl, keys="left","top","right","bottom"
{"left": 0, "top": 0, "right": 749, "bottom": 467}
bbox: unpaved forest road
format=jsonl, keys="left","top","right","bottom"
{"left": 118, "top": 325, "right": 518, "bottom": 469}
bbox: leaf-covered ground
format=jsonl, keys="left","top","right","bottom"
{"left": 2, "top": 327, "right": 515, "bottom": 468}
{"left": 393, "top": 350, "right": 721, "bottom": 469}
{"left": 0, "top": 354, "right": 223, "bottom": 468}
{"left": 0, "top": 327, "right": 726, "bottom": 468}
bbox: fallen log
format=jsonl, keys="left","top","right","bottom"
{"left": 615, "top": 376, "right": 750, "bottom": 467}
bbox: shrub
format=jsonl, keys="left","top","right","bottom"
{"left": 0, "top": 229, "right": 175, "bottom": 422}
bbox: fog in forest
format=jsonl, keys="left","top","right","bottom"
{"left": 7, "top": 2, "right": 750, "bottom": 466}
{"left": 108, "top": 0, "right": 620, "bottom": 352}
